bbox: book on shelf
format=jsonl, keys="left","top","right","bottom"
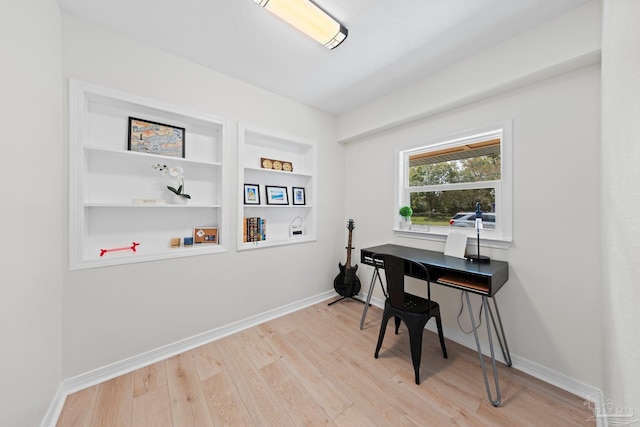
{"left": 243, "top": 217, "right": 266, "bottom": 242}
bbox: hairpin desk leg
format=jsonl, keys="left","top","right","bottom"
{"left": 466, "top": 292, "right": 505, "bottom": 407}
{"left": 360, "top": 267, "right": 385, "bottom": 329}
{"left": 486, "top": 295, "right": 512, "bottom": 367}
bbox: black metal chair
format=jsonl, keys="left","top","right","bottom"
{"left": 373, "top": 253, "right": 448, "bottom": 384}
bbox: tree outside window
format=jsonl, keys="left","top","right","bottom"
{"left": 399, "top": 126, "right": 510, "bottom": 240}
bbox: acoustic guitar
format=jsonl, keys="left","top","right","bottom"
{"left": 333, "top": 219, "right": 361, "bottom": 297}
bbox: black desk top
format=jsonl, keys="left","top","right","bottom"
{"left": 360, "top": 244, "right": 509, "bottom": 296}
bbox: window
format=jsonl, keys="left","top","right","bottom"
{"left": 397, "top": 122, "right": 512, "bottom": 244}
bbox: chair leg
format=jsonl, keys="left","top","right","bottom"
{"left": 407, "top": 321, "right": 426, "bottom": 385}
{"left": 374, "top": 310, "right": 391, "bottom": 358}
{"left": 436, "top": 314, "right": 448, "bottom": 359}
{"left": 394, "top": 316, "right": 401, "bottom": 334}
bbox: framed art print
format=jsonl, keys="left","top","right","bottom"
{"left": 244, "top": 184, "right": 260, "bottom": 205}
{"left": 128, "top": 117, "right": 185, "bottom": 158}
{"left": 292, "top": 187, "right": 305, "bottom": 205}
{"left": 265, "top": 185, "right": 289, "bottom": 205}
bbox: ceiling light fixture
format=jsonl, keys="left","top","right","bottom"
{"left": 254, "top": 0, "right": 348, "bottom": 50}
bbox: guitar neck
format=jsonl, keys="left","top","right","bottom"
{"left": 345, "top": 230, "right": 353, "bottom": 268}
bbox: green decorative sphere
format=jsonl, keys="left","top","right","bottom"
{"left": 399, "top": 206, "right": 413, "bottom": 218}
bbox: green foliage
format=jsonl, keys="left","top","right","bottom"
{"left": 410, "top": 154, "right": 500, "bottom": 187}
{"left": 411, "top": 214, "right": 451, "bottom": 227}
{"left": 167, "top": 185, "right": 191, "bottom": 199}
{"left": 399, "top": 206, "right": 413, "bottom": 218}
{"left": 408, "top": 154, "right": 500, "bottom": 218}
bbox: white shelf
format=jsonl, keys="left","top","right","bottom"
{"left": 238, "top": 124, "right": 317, "bottom": 250}
{"left": 83, "top": 244, "right": 227, "bottom": 269}
{"left": 243, "top": 205, "right": 312, "bottom": 208}
{"left": 238, "top": 235, "right": 315, "bottom": 250}
{"left": 69, "top": 79, "right": 228, "bottom": 269}
{"left": 83, "top": 203, "right": 222, "bottom": 208}
{"left": 84, "top": 145, "right": 223, "bottom": 167}
{"left": 243, "top": 166, "right": 313, "bottom": 178}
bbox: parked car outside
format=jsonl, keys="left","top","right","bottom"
{"left": 449, "top": 212, "right": 496, "bottom": 229}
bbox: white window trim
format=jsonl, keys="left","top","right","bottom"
{"left": 394, "top": 120, "right": 513, "bottom": 249}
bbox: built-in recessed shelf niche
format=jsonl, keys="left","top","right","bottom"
{"left": 68, "top": 79, "right": 228, "bottom": 269}
{"left": 237, "top": 124, "right": 317, "bottom": 250}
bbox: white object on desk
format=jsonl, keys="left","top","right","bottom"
{"left": 445, "top": 232, "right": 467, "bottom": 259}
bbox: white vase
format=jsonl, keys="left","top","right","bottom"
{"left": 172, "top": 194, "right": 189, "bottom": 205}
{"left": 399, "top": 217, "right": 411, "bottom": 230}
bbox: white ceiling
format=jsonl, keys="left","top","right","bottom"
{"left": 58, "top": 0, "right": 588, "bottom": 115}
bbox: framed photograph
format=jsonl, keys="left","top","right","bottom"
{"left": 128, "top": 117, "right": 185, "bottom": 158}
{"left": 265, "top": 185, "right": 289, "bottom": 205}
{"left": 244, "top": 184, "right": 260, "bottom": 205}
{"left": 292, "top": 187, "right": 306, "bottom": 205}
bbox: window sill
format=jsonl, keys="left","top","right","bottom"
{"left": 393, "top": 227, "right": 512, "bottom": 250}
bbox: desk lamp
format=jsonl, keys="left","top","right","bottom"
{"left": 466, "top": 202, "right": 490, "bottom": 264}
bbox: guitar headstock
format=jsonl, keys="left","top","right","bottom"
{"left": 347, "top": 219, "right": 355, "bottom": 231}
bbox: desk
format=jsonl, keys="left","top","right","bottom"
{"left": 360, "top": 244, "right": 512, "bottom": 407}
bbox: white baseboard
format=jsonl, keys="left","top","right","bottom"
{"left": 43, "top": 289, "right": 602, "bottom": 426}
{"left": 41, "top": 290, "right": 335, "bottom": 427}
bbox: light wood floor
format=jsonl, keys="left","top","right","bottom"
{"left": 56, "top": 299, "right": 592, "bottom": 426}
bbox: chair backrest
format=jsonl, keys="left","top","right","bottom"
{"left": 374, "top": 254, "right": 431, "bottom": 309}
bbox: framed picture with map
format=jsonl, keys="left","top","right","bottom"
{"left": 128, "top": 117, "right": 185, "bottom": 158}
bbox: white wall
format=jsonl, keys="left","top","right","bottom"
{"left": 61, "top": 15, "right": 345, "bottom": 377}
{"left": 0, "top": 1, "right": 63, "bottom": 426}
{"left": 345, "top": 65, "right": 602, "bottom": 390}
{"left": 342, "top": 2, "right": 603, "bottom": 391}
{"left": 601, "top": 0, "right": 640, "bottom": 414}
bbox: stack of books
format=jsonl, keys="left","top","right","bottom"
{"left": 243, "top": 217, "right": 266, "bottom": 242}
